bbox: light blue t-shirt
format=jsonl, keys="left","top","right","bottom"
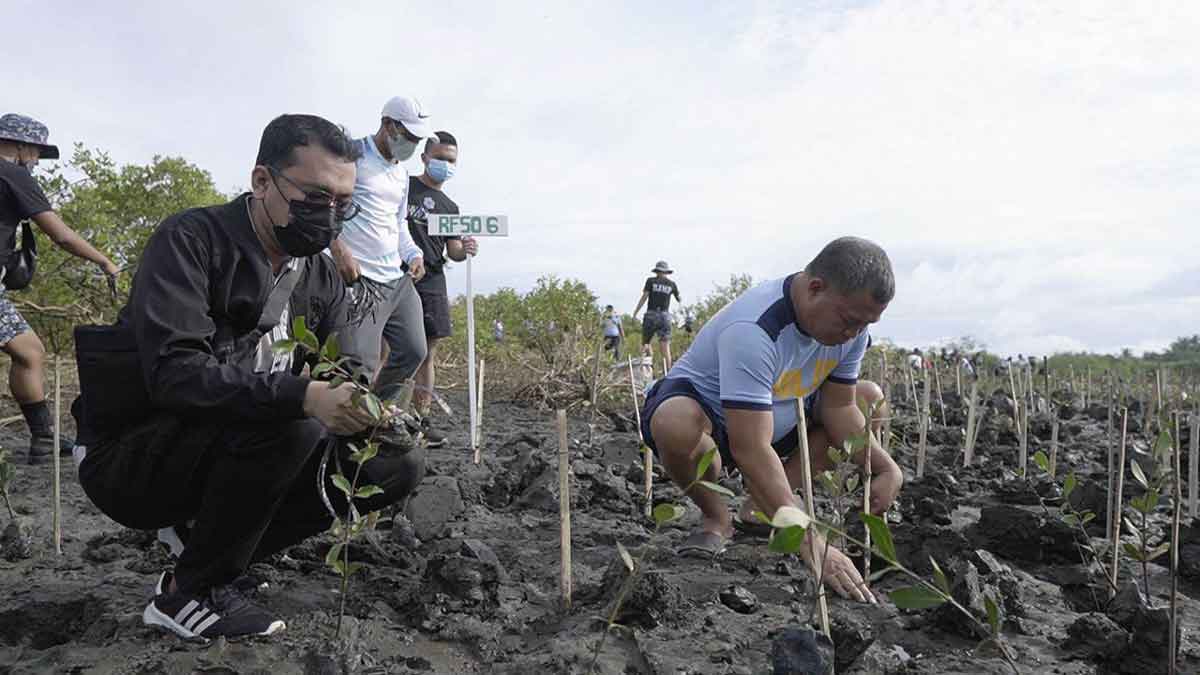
{"left": 667, "top": 274, "right": 868, "bottom": 443}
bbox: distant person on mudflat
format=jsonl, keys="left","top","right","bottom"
{"left": 601, "top": 304, "right": 624, "bottom": 360}
{"left": 0, "top": 113, "right": 120, "bottom": 464}
{"left": 639, "top": 236, "right": 902, "bottom": 604}
{"left": 633, "top": 260, "right": 681, "bottom": 376}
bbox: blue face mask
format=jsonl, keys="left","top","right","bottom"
{"left": 427, "top": 158, "right": 456, "bottom": 183}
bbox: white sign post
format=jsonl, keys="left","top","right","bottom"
{"left": 427, "top": 214, "right": 509, "bottom": 462}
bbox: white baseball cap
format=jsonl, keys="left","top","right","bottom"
{"left": 381, "top": 96, "right": 436, "bottom": 139}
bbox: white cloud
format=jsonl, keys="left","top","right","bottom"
{"left": 6, "top": 0, "right": 1197, "bottom": 355}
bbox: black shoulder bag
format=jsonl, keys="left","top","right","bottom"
{"left": 74, "top": 260, "right": 306, "bottom": 434}
{"left": 2, "top": 221, "right": 37, "bottom": 291}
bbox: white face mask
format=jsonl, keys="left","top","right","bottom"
{"left": 386, "top": 133, "right": 418, "bottom": 163}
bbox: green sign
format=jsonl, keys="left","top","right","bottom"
{"left": 427, "top": 214, "right": 509, "bottom": 237}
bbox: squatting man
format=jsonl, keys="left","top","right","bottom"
{"left": 640, "top": 237, "right": 902, "bottom": 602}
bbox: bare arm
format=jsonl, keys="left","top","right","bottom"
{"left": 30, "top": 210, "right": 117, "bottom": 274}
{"left": 725, "top": 408, "right": 794, "bottom": 518}
{"left": 817, "top": 380, "right": 902, "bottom": 513}
{"left": 328, "top": 238, "right": 360, "bottom": 284}
{"left": 633, "top": 291, "right": 649, "bottom": 316}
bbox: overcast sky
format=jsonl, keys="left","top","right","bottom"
{"left": 9, "top": 1, "right": 1197, "bottom": 356}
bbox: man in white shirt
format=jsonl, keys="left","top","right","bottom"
{"left": 329, "top": 96, "right": 438, "bottom": 431}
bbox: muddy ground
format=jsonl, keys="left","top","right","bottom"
{"left": 0, "top": 368, "right": 1197, "bottom": 674}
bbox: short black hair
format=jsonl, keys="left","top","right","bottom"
{"left": 426, "top": 130, "right": 458, "bottom": 153}
{"left": 805, "top": 236, "right": 895, "bottom": 304}
{"left": 605, "top": 304, "right": 614, "bottom": 310}
{"left": 256, "top": 114, "right": 361, "bottom": 169}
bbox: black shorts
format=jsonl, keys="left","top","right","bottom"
{"left": 639, "top": 377, "right": 819, "bottom": 470}
{"left": 415, "top": 272, "right": 452, "bottom": 340}
{"left": 603, "top": 335, "right": 621, "bottom": 351}
{"left": 641, "top": 310, "right": 672, "bottom": 344}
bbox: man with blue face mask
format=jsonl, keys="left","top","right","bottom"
{"left": 406, "top": 131, "right": 477, "bottom": 444}
{"left": 328, "top": 96, "right": 439, "bottom": 447}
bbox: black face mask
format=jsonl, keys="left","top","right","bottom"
{"left": 263, "top": 171, "right": 343, "bottom": 257}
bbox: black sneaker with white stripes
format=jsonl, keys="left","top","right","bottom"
{"left": 143, "top": 574, "right": 285, "bottom": 640}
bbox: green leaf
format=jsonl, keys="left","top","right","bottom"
{"left": 617, "top": 542, "right": 634, "bottom": 572}
{"left": 753, "top": 510, "right": 772, "bottom": 525}
{"left": 271, "top": 339, "right": 297, "bottom": 355}
{"left": 696, "top": 480, "right": 735, "bottom": 498}
{"left": 355, "top": 484, "right": 384, "bottom": 499}
{"left": 1154, "top": 430, "right": 1174, "bottom": 459}
{"left": 845, "top": 474, "right": 860, "bottom": 494}
{"left": 345, "top": 562, "right": 364, "bottom": 576}
{"left": 695, "top": 447, "right": 718, "bottom": 482}
{"left": 890, "top": 585, "right": 946, "bottom": 610}
{"left": 1081, "top": 512, "right": 1096, "bottom": 525}
{"left": 330, "top": 558, "right": 346, "bottom": 576}
{"left": 321, "top": 333, "right": 340, "bottom": 362}
{"left": 1032, "top": 451, "right": 1049, "bottom": 474}
{"left": 362, "top": 393, "right": 383, "bottom": 422}
{"left": 1147, "top": 542, "right": 1170, "bottom": 561}
{"left": 1062, "top": 513, "right": 1080, "bottom": 527}
{"left": 828, "top": 445, "right": 845, "bottom": 465}
{"left": 768, "top": 524, "right": 807, "bottom": 554}
{"left": 311, "top": 362, "right": 333, "bottom": 378}
{"left": 860, "top": 512, "right": 898, "bottom": 564}
{"left": 1063, "top": 473, "right": 1077, "bottom": 500}
{"left": 930, "top": 557, "right": 951, "bottom": 595}
{"left": 331, "top": 473, "right": 353, "bottom": 497}
{"left": 1123, "top": 542, "right": 1145, "bottom": 561}
{"left": 325, "top": 543, "right": 344, "bottom": 568}
{"left": 291, "top": 315, "right": 318, "bottom": 352}
{"left": 652, "top": 503, "right": 685, "bottom": 526}
{"left": 1123, "top": 517, "right": 1141, "bottom": 540}
{"left": 351, "top": 442, "right": 379, "bottom": 465}
{"left": 984, "top": 595, "right": 1001, "bottom": 634}
{"left": 1130, "top": 460, "right": 1149, "bottom": 489}
{"left": 846, "top": 432, "right": 868, "bottom": 452}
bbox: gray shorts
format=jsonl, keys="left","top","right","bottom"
{"left": 0, "top": 292, "right": 31, "bottom": 346}
{"left": 641, "top": 310, "right": 672, "bottom": 344}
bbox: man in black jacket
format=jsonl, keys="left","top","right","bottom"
{"left": 74, "top": 114, "right": 425, "bottom": 641}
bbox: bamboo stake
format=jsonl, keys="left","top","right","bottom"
{"left": 473, "top": 359, "right": 486, "bottom": 459}
{"left": 1019, "top": 400, "right": 1029, "bottom": 479}
{"left": 1007, "top": 363, "right": 1022, "bottom": 440}
{"left": 53, "top": 355, "right": 62, "bottom": 556}
{"left": 862, "top": 413, "right": 873, "bottom": 584}
{"left": 963, "top": 379, "right": 979, "bottom": 466}
{"left": 1190, "top": 412, "right": 1199, "bottom": 521}
{"left": 1106, "top": 394, "right": 1115, "bottom": 537}
{"left": 879, "top": 352, "right": 892, "bottom": 454}
{"left": 917, "top": 366, "right": 930, "bottom": 478}
{"left": 627, "top": 357, "right": 652, "bottom": 519}
{"left": 1170, "top": 413, "right": 1182, "bottom": 675}
{"left": 1110, "top": 409, "right": 1128, "bottom": 592}
{"left": 795, "top": 398, "right": 830, "bottom": 639}
{"left": 557, "top": 410, "right": 572, "bottom": 608}
{"left": 955, "top": 361, "right": 962, "bottom": 398}
{"left": 931, "top": 362, "right": 947, "bottom": 426}
{"left": 1049, "top": 412, "right": 1060, "bottom": 480}
{"left": 585, "top": 332, "right": 605, "bottom": 448}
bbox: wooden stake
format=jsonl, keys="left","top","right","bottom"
{"left": 53, "top": 355, "right": 62, "bottom": 556}
{"left": 1110, "top": 409, "right": 1128, "bottom": 592}
{"left": 862, "top": 414, "right": 873, "bottom": 584}
{"left": 878, "top": 353, "right": 892, "bottom": 454}
{"left": 627, "top": 357, "right": 652, "bottom": 519}
{"left": 1019, "top": 400, "right": 1029, "bottom": 479}
{"left": 557, "top": 410, "right": 572, "bottom": 608}
{"left": 955, "top": 362, "right": 962, "bottom": 398}
{"left": 963, "top": 379, "right": 979, "bottom": 467}
{"left": 1049, "top": 412, "right": 1060, "bottom": 480}
{"left": 917, "top": 367, "right": 930, "bottom": 478}
{"left": 1106, "top": 395, "right": 1115, "bottom": 535}
{"left": 794, "top": 398, "right": 830, "bottom": 639}
{"left": 1007, "top": 364, "right": 1022, "bottom": 440}
{"left": 1190, "top": 412, "right": 1198, "bottom": 521}
{"left": 586, "top": 331, "right": 605, "bottom": 448}
{"left": 1170, "top": 413, "right": 1182, "bottom": 675}
{"left": 473, "top": 358, "right": 485, "bottom": 458}
{"left": 931, "top": 362, "right": 947, "bottom": 426}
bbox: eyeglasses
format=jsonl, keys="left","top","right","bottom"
{"left": 267, "top": 166, "right": 361, "bottom": 222}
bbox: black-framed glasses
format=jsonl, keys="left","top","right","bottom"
{"left": 267, "top": 166, "right": 361, "bottom": 223}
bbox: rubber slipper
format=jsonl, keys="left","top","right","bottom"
{"left": 732, "top": 515, "right": 773, "bottom": 538}
{"left": 677, "top": 530, "right": 728, "bottom": 557}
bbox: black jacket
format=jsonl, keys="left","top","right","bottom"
{"left": 103, "top": 194, "right": 357, "bottom": 428}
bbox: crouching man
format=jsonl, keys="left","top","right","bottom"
{"left": 72, "top": 114, "right": 425, "bottom": 641}
{"left": 641, "top": 237, "right": 902, "bottom": 603}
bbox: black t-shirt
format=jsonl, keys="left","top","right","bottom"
{"left": 644, "top": 276, "right": 680, "bottom": 312}
{"left": 0, "top": 160, "right": 51, "bottom": 257}
{"left": 406, "top": 176, "right": 460, "bottom": 275}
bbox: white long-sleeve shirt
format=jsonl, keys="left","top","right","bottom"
{"left": 332, "top": 135, "right": 423, "bottom": 282}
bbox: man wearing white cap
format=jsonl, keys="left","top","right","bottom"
{"left": 328, "top": 96, "right": 438, "bottom": 445}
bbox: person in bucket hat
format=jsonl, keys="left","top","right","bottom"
{"left": 633, "top": 260, "right": 681, "bottom": 377}
{"left": 0, "top": 113, "right": 120, "bottom": 464}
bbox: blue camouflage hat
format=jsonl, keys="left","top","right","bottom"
{"left": 0, "top": 114, "right": 60, "bottom": 159}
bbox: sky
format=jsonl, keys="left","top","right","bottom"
{"left": 7, "top": 0, "right": 1198, "bottom": 356}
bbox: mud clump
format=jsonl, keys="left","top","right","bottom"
{"left": 772, "top": 626, "right": 834, "bottom": 675}
{"left": 405, "top": 476, "right": 465, "bottom": 541}
{"left": 973, "top": 503, "right": 1085, "bottom": 563}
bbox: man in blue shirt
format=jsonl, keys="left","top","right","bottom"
{"left": 640, "top": 237, "right": 901, "bottom": 603}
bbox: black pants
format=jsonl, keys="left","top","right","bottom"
{"left": 78, "top": 415, "right": 425, "bottom": 595}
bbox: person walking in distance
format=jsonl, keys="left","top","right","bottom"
{"left": 0, "top": 113, "right": 120, "bottom": 464}
{"left": 601, "top": 304, "right": 624, "bottom": 361}
{"left": 633, "top": 261, "right": 681, "bottom": 376}
{"left": 406, "top": 131, "right": 477, "bottom": 446}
